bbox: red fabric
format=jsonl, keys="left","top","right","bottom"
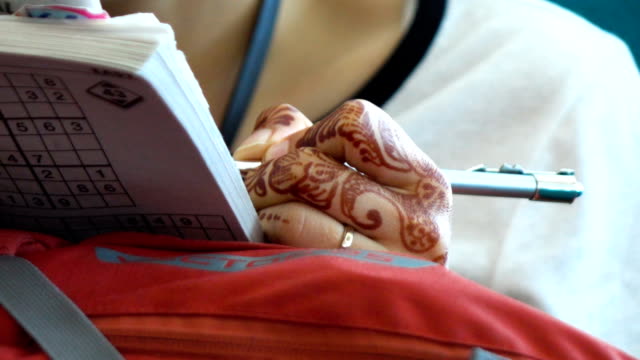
{"left": 0, "top": 230, "right": 635, "bottom": 359}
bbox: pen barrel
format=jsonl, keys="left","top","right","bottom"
{"left": 443, "top": 170, "right": 537, "bottom": 198}
{"left": 442, "top": 170, "right": 583, "bottom": 203}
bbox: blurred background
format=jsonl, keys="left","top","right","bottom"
{"left": 550, "top": 0, "right": 639, "bottom": 66}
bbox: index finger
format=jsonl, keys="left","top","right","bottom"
{"left": 267, "top": 99, "right": 448, "bottom": 192}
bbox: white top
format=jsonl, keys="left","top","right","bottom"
{"left": 384, "top": 0, "right": 640, "bottom": 356}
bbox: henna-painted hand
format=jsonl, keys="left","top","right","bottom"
{"left": 233, "top": 100, "right": 452, "bottom": 265}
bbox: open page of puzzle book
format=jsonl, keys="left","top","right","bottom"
{"left": 0, "top": 13, "right": 262, "bottom": 243}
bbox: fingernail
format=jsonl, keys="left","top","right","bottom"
{"left": 264, "top": 139, "right": 290, "bottom": 161}
{"left": 233, "top": 128, "right": 272, "bottom": 160}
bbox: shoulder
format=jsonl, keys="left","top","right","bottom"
{"left": 440, "top": 0, "right": 621, "bottom": 46}
{"left": 386, "top": 0, "right": 637, "bottom": 114}
{"left": 432, "top": 0, "right": 635, "bottom": 79}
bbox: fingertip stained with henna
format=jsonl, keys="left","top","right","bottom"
{"left": 254, "top": 104, "right": 301, "bottom": 130}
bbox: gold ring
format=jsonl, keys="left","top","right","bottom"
{"left": 340, "top": 225, "right": 355, "bottom": 248}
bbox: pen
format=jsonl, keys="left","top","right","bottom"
{"left": 442, "top": 164, "right": 584, "bottom": 203}
{"left": 236, "top": 162, "right": 584, "bottom": 204}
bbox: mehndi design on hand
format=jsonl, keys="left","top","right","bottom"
{"left": 240, "top": 100, "right": 452, "bottom": 264}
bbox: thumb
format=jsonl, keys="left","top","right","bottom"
{"left": 233, "top": 104, "right": 312, "bottom": 161}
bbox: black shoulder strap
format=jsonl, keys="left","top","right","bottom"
{"left": 221, "top": 0, "right": 281, "bottom": 147}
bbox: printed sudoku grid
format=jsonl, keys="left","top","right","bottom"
{"left": 1, "top": 214, "right": 236, "bottom": 242}
{"left": 0, "top": 71, "right": 134, "bottom": 209}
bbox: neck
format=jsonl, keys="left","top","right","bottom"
{"left": 103, "top": 0, "right": 414, "bottom": 139}
{"left": 103, "top": 0, "right": 261, "bottom": 123}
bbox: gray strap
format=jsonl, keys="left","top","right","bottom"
{"left": 221, "top": 0, "right": 281, "bottom": 146}
{"left": 0, "top": 255, "right": 124, "bottom": 360}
